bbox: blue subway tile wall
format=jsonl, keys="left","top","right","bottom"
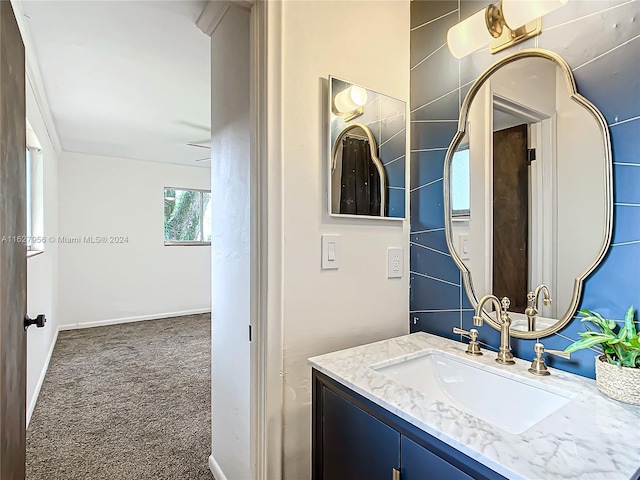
{"left": 409, "top": 0, "right": 640, "bottom": 378}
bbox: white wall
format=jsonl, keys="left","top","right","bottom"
{"left": 26, "top": 78, "right": 60, "bottom": 425}
{"left": 276, "top": 2, "right": 410, "bottom": 478}
{"left": 209, "top": 4, "right": 251, "bottom": 480}
{"left": 57, "top": 152, "right": 210, "bottom": 328}
{"left": 554, "top": 68, "right": 608, "bottom": 318}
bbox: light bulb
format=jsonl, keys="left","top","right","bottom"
{"left": 447, "top": 8, "right": 495, "bottom": 59}
{"left": 334, "top": 86, "right": 368, "bottom": 114}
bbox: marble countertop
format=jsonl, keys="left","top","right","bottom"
{"left": 308, "top": 332, "right": 640, "bottom": 480}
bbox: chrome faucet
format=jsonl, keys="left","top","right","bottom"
{"left": 524, "top": 284, "right": 552, "bottom": 331}
{"left": 473, "top": 295, "right": 515, "bottom": 365}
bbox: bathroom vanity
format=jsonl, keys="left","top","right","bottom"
{"left": 309, "top": 333, "right": 640, "bottom": 480}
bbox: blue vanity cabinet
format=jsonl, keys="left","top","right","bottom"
{"left": 401, "top": 436, "right": 474, "bottom": 480}
{"left": 313, "top": 369, "right": 507, "bottom": 480}
{"left": 322, "top": 386, "right": 400, "bottom": 479}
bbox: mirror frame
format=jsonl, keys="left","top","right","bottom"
{"left": 443, "top": 49, "right": 613, "bottom": 339}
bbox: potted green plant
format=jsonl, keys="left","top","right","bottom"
{"left": 564, "top": 305, "right": 640, "bottom": 405}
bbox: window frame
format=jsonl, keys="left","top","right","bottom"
{"left": 163, "top": 186, "right": 211, "bottom": 246}
{"left": 26, "top": 123, "right": 44, "bottom": 258}
{"left": 26, "top": 147, "right": 32, "bottom": 246}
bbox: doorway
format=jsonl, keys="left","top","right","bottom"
{"left": 490, "top": 94, "right": 556, "bottom": 319}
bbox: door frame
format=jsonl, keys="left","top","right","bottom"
{"left": 487, "top": 90, "right": 556, "bottom": 320}
{"left": 202, "top": 1, "right": 284, "bottom": 478}
{"left": 250, "top": 1, "right": 284, "bottom": 478}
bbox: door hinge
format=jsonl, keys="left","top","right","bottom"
{"left": 527, "top": 148, "right": 536, "bottom": 165}
{"left": 249, "top": 324, "right": 252, "bottom": 342}
{"left": 392, "top": 467, "right": 401, "bottom": 480}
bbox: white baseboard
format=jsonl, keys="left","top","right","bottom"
{"left": 58, "top": 308, "right": 211, "bottom": 331}
{"left": 27, "top": 326, "right": 59, "bottom": 428}
{"left": 209, "top": 454, "right": 228, "bottom": 480}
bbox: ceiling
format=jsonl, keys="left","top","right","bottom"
{"left": 22, "top": 1, "right": 211, "bottom": 167}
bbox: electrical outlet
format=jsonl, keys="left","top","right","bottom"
{"left": 387, "top": 247, "right": 403, "bottom": 279}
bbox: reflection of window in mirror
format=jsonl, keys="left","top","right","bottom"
{"left": 451, "top": 146, "right": 470, "bottom": 218}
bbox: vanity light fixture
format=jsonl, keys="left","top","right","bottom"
{"left": 332, "top": 85, "right": 368, "bottom": 121}
{"left": 447, "top": 0, "right": 568, "bottom": 59}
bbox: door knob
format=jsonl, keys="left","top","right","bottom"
{"left": 24, "top": 314, "right": 46, "bottom": 330}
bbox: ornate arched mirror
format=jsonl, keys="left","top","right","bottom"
{"left": 444, "top": 49, "right": 613, "bottom": 339}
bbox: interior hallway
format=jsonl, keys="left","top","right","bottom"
{"left": 26, "top": 314, "right": 211, "bottom": 479}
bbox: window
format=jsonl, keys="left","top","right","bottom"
{"left": 450, "top": 146, "right": 470, "bottom": 217}
{"left": 26, "top": 121, "right": 44, "bottom": 256}
{"left": 164, "top": 188, "right": 211, "bottom": 245}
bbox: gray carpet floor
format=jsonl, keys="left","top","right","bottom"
{"left": 26, "top": 313, "right": 212, "bottom": 480}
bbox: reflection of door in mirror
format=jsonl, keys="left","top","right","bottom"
{"left": 492, "top": 124, "right": 528, "bottom": 314}
{"left": 463, "top": 60, "right": 562, "bottom": 324}
{"left": 468, "top": 86, "right": 558, "bottom": 322}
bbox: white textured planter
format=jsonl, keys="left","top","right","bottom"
{"left": 595, "top": 355, "right": 640, "bottom": 406}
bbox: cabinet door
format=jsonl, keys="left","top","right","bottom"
{"left": 322, "top": 386, "right": 400, "bottom": 480}
{"left": 401, "top": 436, "right": 475, "bottom": 480}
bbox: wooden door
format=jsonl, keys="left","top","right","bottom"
{"left": 492, "top": 124, "right": 528, "bottom": 313}
{"left": 0, "top": 2, "right": 27, "bottom": 479}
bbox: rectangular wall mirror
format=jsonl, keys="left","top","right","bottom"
{"left": 328, "top": 76, "right": 406, "bottom": 220}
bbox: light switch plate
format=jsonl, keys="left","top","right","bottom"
{"left": 387, "top": 247, "right": 403, "bottom": 278}
{"left": 321, "top": 234, "right": 340, "bottom": 269}
{"left": 459, "top": 234, "right": 470, "bottom": 260}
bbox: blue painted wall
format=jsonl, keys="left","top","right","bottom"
{"left": 409, "top": 0, "right": 640, "bottom": 378}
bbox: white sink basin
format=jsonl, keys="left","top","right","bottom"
{"left": 372, "top": 351, "right": 574, "bottom": 434}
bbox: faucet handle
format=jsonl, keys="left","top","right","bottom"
{"left": 452, "top": 327, "right": 482, "bottom": 356}
{"left": 500, "top": 296, "right": 511, "bottom": 312}
{"left": 527, "top": 291, "right": 536, "bottom": 304}
{"left": 528, "top": 342, "right": 571, "bottom": 376}
{"left": 545, "top": 348, "right": 570, "bottom": 360}
{"left": 453, "top": 327, "right": 478, "bottom": 341}
{"left": 534, "top": 342, "right": 570, "bottom": 359}
{"left": 526, "top": 291, "right": 537, "bottom": 312}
